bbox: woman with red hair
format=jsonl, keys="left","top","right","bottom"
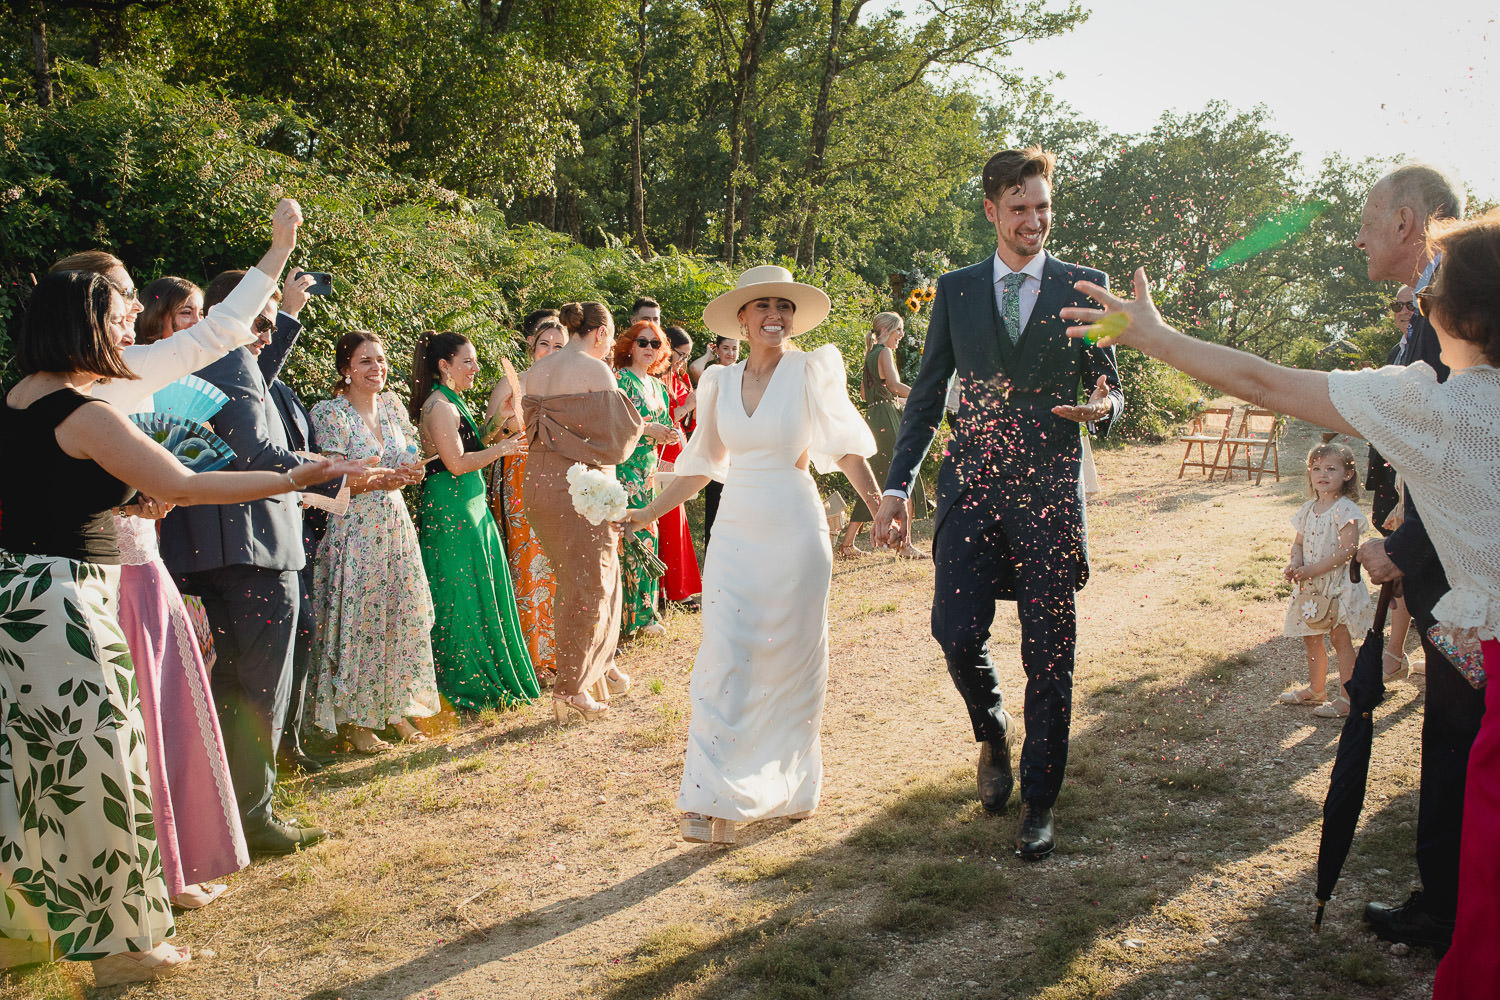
{"left": 612, "top": 320, "right": 681, "bottom": 640}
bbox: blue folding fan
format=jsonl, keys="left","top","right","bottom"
{"left": 150, "top": 375, "right": 229, "bottom": 425}
{"left": 129, "top": 414, "right": 236, "bottom": 473}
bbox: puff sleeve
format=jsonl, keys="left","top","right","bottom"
{"left": 311, "top": 399, "right": 351, "bottom": 457}
{"left": 1290, "top": 500, "right": 1313, "bottom": 534}
{"left": 1333, "top": 497, "right": 1369, "bottom": 536}
{"left": 673, "top": 366, "right": 731, "bottom": 483}
{"left": 96, "top": 266, "right": 274, "bottom": 414}
{"left": 804, "top": 344, "right": 876, "bottom": 475}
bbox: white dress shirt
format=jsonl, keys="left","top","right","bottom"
{"left": 886, "top": 248, "right": 1110, "bottom": 502}
{"left": 993, "top": 249, "right": 1047, "bottom": 335}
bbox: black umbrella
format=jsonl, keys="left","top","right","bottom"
{"left": 1314, "top": 566, "right": 1395, "bottom": 931}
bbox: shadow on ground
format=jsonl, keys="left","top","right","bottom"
{"left": 297, "top": 631, "right": 1431, "bottom": 1000}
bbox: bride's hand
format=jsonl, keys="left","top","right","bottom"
{"left": 615, "top": 506, "right": 655, "bottom": 532}
{"left": 1060, "top": 267, "right": 1171, "bottom": 349}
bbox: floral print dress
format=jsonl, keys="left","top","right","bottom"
{"left": 309, "top": 393, "right": 440, "bottom": 730}
{"left": 616, "top": 368, "right": 668, "bottom": 632}
{"left": 1282, "top": 496, "right": 1375, "bottom": 637}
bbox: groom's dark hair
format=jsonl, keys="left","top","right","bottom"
{"left": 983, "top": 146, "right": 1055, "bottom": 201}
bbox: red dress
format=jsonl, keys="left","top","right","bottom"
{"left": 1434, "top": 638, "right": 1500, "bottom": 999}
{"left": 657, "top": 369, "right": 703, "bottom": 602}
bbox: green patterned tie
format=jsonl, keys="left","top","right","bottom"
{"left": 1002, "top": 271, "right": 1025, "bottom": 344}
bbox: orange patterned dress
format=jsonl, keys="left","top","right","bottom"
{"left": 491, "top": 449, "right": 558, "bottom": 681}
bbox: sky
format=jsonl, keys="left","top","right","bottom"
{"left": 1007, "top": 0, "right": 1498, "bottom": 199}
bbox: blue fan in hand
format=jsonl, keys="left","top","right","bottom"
{"left": 151, "top": 375, "right": 229, "bottom": 425}
{"left": 130, "top": 414, "right": 236, "bottom": 472}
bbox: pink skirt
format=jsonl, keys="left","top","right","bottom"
{"left": 117, "top": 557, "right": 248, "bottom": 895}
{"left": 1433, "top": 639, "right": 1500, "bottom": 999}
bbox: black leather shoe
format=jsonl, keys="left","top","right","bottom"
{"left": 1015, "top": 801, "right": 1055, "bottom": 860}
{"left": 277, "top": 747, "right": 327, "bottom": 774}
{"left": 245, "top": 818, "right": 328, "bottom": 857}
{"left": 977, "top": 712, "right": 1014, "bottom": 815}
{"left": 1363, "top": 890, "right": 1454, "bottom": 951}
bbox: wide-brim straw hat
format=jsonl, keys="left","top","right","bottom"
{"left": 702, "top": 265, "right": 831, "bottom": 340}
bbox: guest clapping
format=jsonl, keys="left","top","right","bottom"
{"left": 486, "top": 313, "right": 568, "bottom": 684}
{"left": 310, "top": 332, "right": 438, "bottom": 752}
{"left": 613, "top": 320, "right": 680, "bottom": 639}
{"left": 414, "top": 332, "right": 539, "bottom": 711}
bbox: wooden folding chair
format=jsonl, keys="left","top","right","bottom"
{"left": 1217, "top": 408, "right": 1284, "bottom": 484}
{"left": 1177, "top": 406, "right": 1237, "bottom": 478}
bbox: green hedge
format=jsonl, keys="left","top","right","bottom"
{"left": 1, "top": 62, "right": 1185, "bottom": 450}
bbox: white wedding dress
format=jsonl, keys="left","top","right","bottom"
{"left": 673, "top": 344, "right": 876, "bottom": 821}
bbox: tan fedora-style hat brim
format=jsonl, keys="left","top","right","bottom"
{"left": 702, "top": 280, "right": 832, "bottom": 340}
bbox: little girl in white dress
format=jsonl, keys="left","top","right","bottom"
{"left": 1278, "top": 442, "right": 1375, "bottom": 718}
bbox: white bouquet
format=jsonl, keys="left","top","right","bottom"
{"left": 566, "top": 463, "right": 628, "bottom": 525}
{"left": 566, "top": 463, "right": 668, "bottom": 578}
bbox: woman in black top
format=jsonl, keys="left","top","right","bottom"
{"left": 0, "top": 272, "right": 363, "bottom": 986}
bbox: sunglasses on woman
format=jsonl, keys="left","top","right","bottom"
{"left": 1414, "top": 287, "right": 1437, "bottom": 318}
{"left": 636, "top": 338, "right": 662, "bottom": 349}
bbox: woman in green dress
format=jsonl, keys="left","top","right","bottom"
{"left": 612, "top": 320, "right": 681, "bottom": 638}
{"left": 841, "top": 312, "right": 929, "bottom": 559}
{"left": 412, "top": 331, "right": 540, "bottom": 710}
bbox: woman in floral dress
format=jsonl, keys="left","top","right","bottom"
{"left": 309, "top": 332, "right": 438, "bottom": 752}
{"left": 486, "top": 315, "right": 568, "bottom": 684}
{"left": 612, "top": 320, "right": 681, "bottom": 638}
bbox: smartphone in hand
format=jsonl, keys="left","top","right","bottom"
{"left": 302, "top": 271, "right": 333, "bottom": 296}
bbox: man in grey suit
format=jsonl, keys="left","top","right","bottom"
{"left": 162, "top": 260, "right": 347, "bottom": 856}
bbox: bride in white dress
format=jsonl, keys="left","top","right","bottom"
{"left": 621, "top": 266, "right": 882, "bottom": 844}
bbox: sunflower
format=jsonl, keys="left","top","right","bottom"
{"left": 921, "top": 286, "right": 936, "bottom": 301}
{"left": 905, "top": 294, "right": 920, "bottom": 312}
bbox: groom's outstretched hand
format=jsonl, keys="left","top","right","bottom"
{"left": 1052, "top": 375, "right": 1113, "bottom": 424}
{"left": 872, "top": 495, "right": 909, "bottom": 550}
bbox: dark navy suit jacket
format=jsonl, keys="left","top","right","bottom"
{"left": 161, "top": 314, "right": 337, "bottom": 575}
{"left": 885, "top": 252, "right": 1123, "bottom": 594}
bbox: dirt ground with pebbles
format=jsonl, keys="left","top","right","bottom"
{"left": 5, "top": 416, "right": 1444, "bottom": 1000}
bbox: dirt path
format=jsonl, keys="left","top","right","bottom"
{"left": 8, "top": 422, "right": 1440, "bottom": 1000}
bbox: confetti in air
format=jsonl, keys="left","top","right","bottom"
{"left": 1208, "top": 199, "right": 1331, "bottom": 270}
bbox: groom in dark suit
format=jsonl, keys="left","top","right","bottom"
{"left": 875, "top": 147, "right": 1123, "bottom": 859}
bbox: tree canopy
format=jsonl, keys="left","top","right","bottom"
{"left": 3, "top": 0, "right": 1473, "bottom": 441}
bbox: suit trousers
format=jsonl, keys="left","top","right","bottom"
{"left": 281, "top": 566, "right": 315, "bottom": 752}
{"left": 932, "top": 486, "right": 1077, "bottom": 808}
{"left": 703, "top": 480, "right": 724, "bottom": 550}
{"left": 1415, "top": 633, "right": 1487, "bottom": 921}
{"left": 177, "top": 564, "right": 298, "bottom": 831}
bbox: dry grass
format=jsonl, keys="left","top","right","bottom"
{"left": 2, "top": 416, "right": 1439, "bottom": 1000}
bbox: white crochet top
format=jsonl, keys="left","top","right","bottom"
{"left": 1327, "top": 361, "right": 1500, "bottom": 640}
